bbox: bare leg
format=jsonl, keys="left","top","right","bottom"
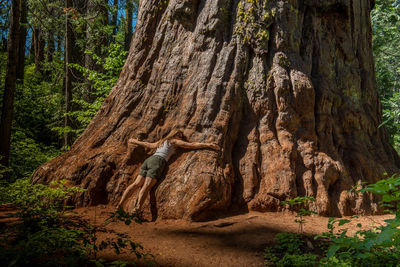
{"left": 117, "top": 175, "right": 145, "bottom": 210}
{"left": 134, "top": 177, "right": 157, "bottom": 212}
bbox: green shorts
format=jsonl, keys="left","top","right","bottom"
{"left": 139, "top": 155, "right": 167, "bottom": 179}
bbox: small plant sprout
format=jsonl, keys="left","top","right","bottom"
{"left": 281, "top": 196, "right": 317, "bottom": 234}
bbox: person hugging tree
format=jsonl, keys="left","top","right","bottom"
{"left": 117, "top": 129, "right": 219, "bottom": 214}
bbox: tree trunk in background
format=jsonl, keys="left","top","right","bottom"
{"left": 33, "top": 26, "right": 45, "bottom": 72}
{"left": 46, "top": 32, "right": 55, "bottom": 62}
{"left": 33, "top": 0, "right": 399, "bottom": 221}
{"left": 124, "top": 0, "right": 133, "bottom": 51}
{"left": 62, "top": 0, "right": 87, "bottom": 146}
{"left": 64, "top": 0, "right": 74, "bottom": 147}
{"left": 29, "top": 26, "right": 35, "bottom": 57}
{"left": 111, "top": 0, "right": 118, "bottom": 39}
{"left": 1, "top": 37, "right": 7, "bottom": 52}
{"left": 85, "top": 0, "right": 108, "bottom": 100}
{"left": 56, "top": 33, "right": 63, "bottom": 53}
{"left": 85, "top": 0, "right": 96, "bottom": 71}
{"left": 16, "top": 0, "right": 27, "bottom": 81}
{"left": 0, "top": 0, "right": 20, "bottom": 170}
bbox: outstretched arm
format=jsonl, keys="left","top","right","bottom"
{"left": 171, "top": 139, "right": 220, "bottom": 151}
{"left": 128, "top": 138, "right": 158, "bottom": 149}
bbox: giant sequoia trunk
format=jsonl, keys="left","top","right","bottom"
{"left": 33, "top": 0, "right": 400, "bottom": 220}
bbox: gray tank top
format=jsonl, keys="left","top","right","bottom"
{"left": 154, "top": 141, "right": 175, "bottom": 161}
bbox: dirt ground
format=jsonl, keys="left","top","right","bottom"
{"left": 75, "top": 205, "right": 393, "bottom": 267}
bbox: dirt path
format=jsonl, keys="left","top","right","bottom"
{"left": 77, "top": 206, "right": 393, "bottom": 267}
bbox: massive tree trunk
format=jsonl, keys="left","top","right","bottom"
{"left": 33, "top": 0, "right": 399, "bottom": 221}
{"left": 0, "top": 0, "right": 20, "bottom": 170}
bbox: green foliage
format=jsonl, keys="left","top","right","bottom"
{"left": 107, "top": 208, "right": 143, "bottom": 226}
{"left": 1, "top": 227, "right": 87, "bottom": 266}
{"left": 0, "top": 179, "right": 88, "bottom": 265}
{"left": 28, "top": 0, "right": 65, "bottom": 37}
{"left": 0, "top": 179, "right": 148, "bottom": 266}
{"left": 0, "top": 179, "right": 84, "bottom": 229}
{"left": 359, "top": 173, "right": 400, "bottom": 215}
{"left": 267, "top": 175, "right": 400, "bottom": 266}
{"left": 6, "top": 59, "right": 64, "bottom": 181}
{"left": 318, "top": 256, "right": 353, "bottom": 267}
{"left": 372, "top": 0, "right": 400, "bottom": 97}
{"left": 9, "top": 130, "right": 60, "bottom": 181}
{"left": 372, "top": 0, "right": 400, "bottom": 150}
{"left": 381, "top": 92, "right": 400, "bottom": 151}
{"left": 277, "top": 254, "right": 317, "bottom": 267}
{"left": 316, "top": 174, "right": 400, "bottom": 266}
{"left": 235, "top": 0, "right": 275, "bottom": 48}
{"left": 281, "top": 196, "right": 317, "bottom": 234}
{"left": 54, "top": 43, "right": 127, "bottom": 138}
{"left": 274, "top": 232, "right": 304, "bottom": 254}
{"left": 264, "top": 233, "right": 318, "bottom": 267}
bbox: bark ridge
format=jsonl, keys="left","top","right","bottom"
{"left": 33, "top": 0, "right": 400, "bottom": 220}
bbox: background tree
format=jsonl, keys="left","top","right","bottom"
{"left": 0, "top": 0, "right": 20, "bottom": 171}
{"left": 64, "top": 0, "right": 74, "bottom": 146}
{"left": 32, "top": 0, "right": 400, "bottom": 221}
{"left": 110, "top": 0, "right": 118, "bottom": 39}
{"left": 0, "top": 0, "right": 138, "bottom": 181}
{"left": 0, "top": 0, "right": 10, "bottom": 52}
{"left": 123, "top": 0, "right": 138, "bottom": 51}
{"left": 372, "top": 0, "right": 400, "bottom": 150}
{"left": 16, "top": 0, "right": 26, "bottom": 80}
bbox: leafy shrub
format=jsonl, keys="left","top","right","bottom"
{"left": 0, "top": 179, "right": 148, "bottom": 266}
{"left": 277, "top": 253, "right": 317, "bottom": 267}
{"left": 274, "top": 232, "right": 304, "bottom": 255}
{"left": 54, "top": 43, "right": 127, "bottom": 139}
{"left": 318, "top": 256, "right": 352, "bottom": 267}
{"left": 264, "top": 233, "right": 318, "bottom": 266}
{"left": 9, "top": 130, "right": 60, "bottom": 181}
{"left": 317, "top": 173, "right": 400, "bottom": 266}
{"left": 266, "top": 174, "right": 400, "bottom": 266}
{"left": 281, "top": 196, "right": 316, "bottom": 234}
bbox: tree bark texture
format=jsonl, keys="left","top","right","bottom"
{"left": 33, "top": 26, "right": 45, "bottom": 72}
{"left": 46, "top": 31, "right": 55, "bottom": 63}
{"left": 85, "top": 0, "right": 108, "bottom": 70}
{"left": 111, "top": 0, "right": 119, "bottom": 38}
{"left": 124, "top": 0, "right": 134, "bottom": 51}
{"left": 84, "top": 0, "right": 109, "bottom": 101}
{"left": 16, "top": 0, "right": 27, "bottom": 81}
{"left": 64, "top": 0, "right": 74, "bottom": 147}
{"left": 0, "top": 0, "right": 20, "bottom": 169}
{"left": 33, "top": 0, "right": 399, "bottom": 220}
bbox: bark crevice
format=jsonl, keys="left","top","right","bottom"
{"left": 32, "top": 0, "right": 399, "bottom": 220}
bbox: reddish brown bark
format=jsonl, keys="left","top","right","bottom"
{"left": 0, "top": 0, "right": 20, "bottom": 169}
{"left": 64, "top": 0, "right": 74, "bottom": 147}
{"left": 33, "top": 26, "right": 45, "bottom": 73}
{"left": 124, "top": 0, "right": 134, "bottom": 51}
{"left": 33, "top": 0, "right": 399, "bottom": 221}
{"left": 46, "top": 32, "right": 55, "bottom": 62}
{"left": 111, "top": 0, "right": 119, "bottom": 38}
{"left": 16, "top": 0, "right": 27, "bottom": 80}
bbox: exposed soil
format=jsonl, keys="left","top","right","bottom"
{"left": 75, "top": 205, "right": 393, "bottom": 267}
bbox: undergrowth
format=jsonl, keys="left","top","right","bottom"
{"left": 0, "top": 179, "right": 150, "bottom": 266}
{"left": 264, "top": 173, "right": 400, "bottom": 266}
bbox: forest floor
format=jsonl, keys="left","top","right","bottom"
{"left": 76, "top": 205, "right": 393, "bottom": 267}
